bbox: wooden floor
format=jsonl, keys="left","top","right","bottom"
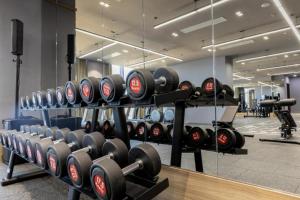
{"left": 156, "top": 166, "right": 300, "bottom": 200}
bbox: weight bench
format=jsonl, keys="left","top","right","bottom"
{"left": 259, "top": 98, "right": 299, "bottom": 144}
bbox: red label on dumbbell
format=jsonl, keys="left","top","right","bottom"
{"left": 153, "top": 127, "right": 160, "bottom": 136}
{"left": 67, "top": 87, "right": 74, "bottom": 98}
{"left": 192, "top": 132, "right": 200, "bottom": 141}
{"left": 180, "top": 84, "right": 190, "bottom": 91}
{"left": 102, "top": 82, "right": 111, "bottom": 97}
{"left": 129, "top": 77, "right": 142, "bottom": 94}
{"left": 82, "top": 84, "right": 90, "bottom": 97}
{"left": 49, "top": 155, "right": 57, "bottom": 173}
{"left": 26, "top": 145, "right": 32, "bottom": 159}
{"left": 205, "top": 82, "right": 214, "bottom": 92}
{"left": 93, "top": 175, "right": 107, "bottom": 198}
{"left": 218, "top": 133, "right": 228, "bottom": 145}
{"left": 138, "top": 126, "right": 145, "bottom": 135}
{"left": 69, "top": 164, "right": 79, "bottom": 182}
{"left": 36, "top": 149, "right": 42, "bottom": 165}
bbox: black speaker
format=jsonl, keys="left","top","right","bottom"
{"left": 67, "top": 34, "right": 75, "bottom": 64}
{"left": 11, "top": 19, "right": 23, "bottom": 56}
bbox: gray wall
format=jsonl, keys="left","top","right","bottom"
{"left": 171, "top": 56, "right": 233, "bottom": 124}
{"left": 0, "top": 0, "right": 42, "bottom": 121}
{"left": 289, "top": 77, "right": 300, "bottom": 112}
{"left": 0, "top": 0, "right": 75, "bottom": 122}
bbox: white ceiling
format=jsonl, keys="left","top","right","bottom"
{"left": 75, "top": 0, "right": 300, "bottom": 87}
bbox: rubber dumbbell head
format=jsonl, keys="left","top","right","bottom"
{"left": 201, "top": 77, "right": 223, "bottom": 97}
{"left": 79, "top": 77, "right": 101, "bottom": 104}
{"left": 186, "top": 127, "right": 209, "bottom": 148}
{"left": 37, "top": 91, "right": 48, "bottom": 107}
{"left": 150, "top": 109, "right": 163, "bottom": 122}
{"left": 65, "top": 81, "right": 82, "bottom": 105}
{"left": 25, "top": 96, "right": 33, "bottom": 109}
{"left": 35, "top": 128, "right": 71, "bottom": 169}
{"left": 20, "top": 96, "right": 27, "bottom": 109}
{"left": 135, "top": 121, "right": 151, "bottom": 140}
{"left": 32, "top": 92, "right": 39, "bottom": 108}
{"left": 90, "top": 143, "right": 161, "bottom": 200}
{"left": 47, "top": 89, "right": 58, "bottom": 107}
{"left": 149, "top": 122, "right": 168, "bottom": 142}
{"left": 100, "top": 74, "right": 125, "bottom": 102}
{"left": 216, "top": 128, "right": 236, "bottom": 151}
{"left": 163, "top": 109, "right": 175, "bottom": 122}
{"left": 232, "top": 130, "right": 245, "bottom": 149}
{"left": 67, "top": 138, "right": 128, "bottom": 188}
{"left": 56, "top": 86, "right": 68, "bottom": 106}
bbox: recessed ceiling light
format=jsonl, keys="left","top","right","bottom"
{"left": 284, "top": 54, "right": 289, "bottom": 58}
{"left": 161, "top": 60, "right": 166, "bottom": 63}
{"left": 172, "top": 32, "right": 179, "bottom": 37}
{"left": 207, "top": 49, "right": 216, "bottom": 52}
{"left": 127, "top": 57, "right": 168, "bottom": 68}
{"left": 293, "top": 74, "right": 297, "bottom": 77}
{"left": 293, "top": 53, "right": 299, "bottom": 56}
{"left": 241, "top": 62, "right": 245, "bottom": 65}
{"left": 267, "top": 73, "right": 271, "bottom": 76}
{"left": 235, "top": 11, "right": 244, "bottom": 17}
{"left": 99, "top": 1, "right": 110, "bottom": 8}
{"left": 122, "top": 49, "right": 129, "bottom": 53}
{"left": 261, "top": 2, "right": 271, "bottom": 8}
{"left": 263, "top": 36, "right": 269, "bottom": 40}
{"left": 97, "top": 58, "right": 103, "bottom": 62}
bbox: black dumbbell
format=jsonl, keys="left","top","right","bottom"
{"left": 178, "top": 80, "right": 201, "bottom": 98}
{"left": 20, "top": 96, "right": 27, "bottom": 109}
{"left": 1, "top": 130, "right": 17, "bottom": 148}
{"left": 169, "top": 125, "right": 191, "bottom": 139}
{"left": 67, "top": 138, "right": 128, "bottom": 188}
{"left": 46, "top": 129, "right": 88, "bottom": 177}
{"left": 149, "top": 122, "right": 169, "bottom": 142}
{"left": 99, "top": 74, "right": 126, "bottom": 103}
{"left": 216, "top": 128, "right": 237, "bottom": 151}
{"left": 222, "top": 84, "right": 234, "bottom": 97}
{"left": 65, "top": 81, "right": 82, "bottom": 105}
{"left": 26, "top": 96, "right": 33, "bottom": 109}
{"left": 25, "top": 126, "right": 58, "bottom": 163}
{"left": 232, "top": 130, "right": 245, "bottom": 148}
{"left": 135, "top": 121, "right": 151, "bottom": 141}
{"left": 56, "top": 86, "right": 68, "bottom": 106}
{"left": 201, "top": 77, "right": 223, "bottom": 97}
{"left": 37, "top": 91, "right": 48, "bottom": 107}
{"left": 126, "top": 67, "right": 179, "bottom": 100}
{"left": 100, "top": 120, "right": 115, "bottom": 138}
{"left": 205, "top": 128, "right": 216, "bottom": 147}
{"left": 47, "top": 89, "right": 58, "bottom": 107}
{"left": 32, "top": 92, "right": 39, "bottom": 108}
{"left": 35, "top": 128, "right": 71, "bottom": 169}
{"left": 90, "top": 143, "right": 161, "bottom": 200}
{"left": 126, "top": 121, "right": 137, "bottom": 139}
{"left": 79, "top": 77, "right": 101, "bottom": 104}
{"left": 185, "top": 126, "right": 209, "bottom": 148}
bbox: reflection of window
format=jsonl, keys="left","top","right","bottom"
{"left": 112, "top": 65, "right": 121, "bottom": 75}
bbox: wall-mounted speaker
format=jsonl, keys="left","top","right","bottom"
{"left": 11, "top": 19, "right": 23, "bottom": 56}
{"left": 67, "top": 34, "right": 75, "bottom": 64}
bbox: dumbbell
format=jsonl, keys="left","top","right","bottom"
{"left": 67, "top": 138, "right": 128, "bottom": 188}
{"left": 232, "top": 130, "right": 245, "bottom": 148}
{"left": 1, "top": 130, "right": 16, "bottom": 148}
{"left": 46, "top": 129, "right": 87, "bottom": 177}
{"left": 99, "top": 74, "right": 126, "bottom": 103}
{"left": 205, "top": 128, "right": 216, "bottom": 147}
{"left": 216, "top": 128, "right": 237, "bottom": 151}
{"left": 222, "top": 85, "right": 234, "bottom": 97}
{"left": 201, "top": 77, "right": 234, "bottom": 97}
{"left": 47, "top": 89, "right": 58, "bottom": 107}
{"left": 32, "top": 92, "right": 39, "bottom": 108}
{"left": 126, "top": 121, "right": 137, "bottom": 138}
{"left": 150, "top": 109, "right": 163, "bottom": 122}
{"left": 90, "top": 143, "right": 161, "bottom": 200}
{"left": 35, "top": 128, "right": 71, "bottom": 169}
{"left": 134, "top": 121, "right": 151, "bottom": 140}
{"left": 37, "top": 91, "right": 48, "bottom": 107}
{"left": 56, "top": 86, "right": 68, "bottom": 106}
{"left": 185, "top": 127, "right": 209, "bottom": 148}
{"left": 25, "top": 127, "right": 58, "bottom": 163}
{"left": 149, "top": 122, "right": 169, "bottom": 142}
{"left": 126, "top": 67, "right": 179, "bottom": 100}
{"left": 163, "top": 109, "right": 175, "bottom": 122}
{"left": 65, "top": 81, "right": 82, "bottom": 105}
{"left": 20, "top": 96, "right": 27, "bottom": 109}
{"left": 79, "top": 77, "right": 101, "bottom": 104}
{"left": 26, "top": 96, "right": 33, "bottom": 109}
{"left": 178, "top": 80, "right": 201, "bottom": 97}
{"left": 169, "top": 125, "right": 191, "bottom": 139}
{"left": 100, "top": 120, "right": 115, "bottom": 137}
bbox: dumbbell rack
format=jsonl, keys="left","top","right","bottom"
{"left": 2, "top": 90, "right": 244, "bottom": 200}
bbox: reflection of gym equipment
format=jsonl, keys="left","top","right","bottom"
{"left": 244, "top": 99, "right": 273, "bottom": 118}
{"left": 259, "top": 98, "right": 298, "bottom": 144}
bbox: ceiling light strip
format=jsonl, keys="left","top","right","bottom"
{"left": 79, "top": 43, "right": 117, "bottom": 58}
{"left": 258, "top": 81, "right": 280, "bottom": 88}
{"left": 233, "top": 73, "right": 254, "bottom": 80}
{"left": 76, "top": 28, "right": 183, "bottom": 62}
{"left": 271, "top": 71, "right": 300, "bottom": 76}
{"left": 154, "top": 0, "right": 230, "bottom": 29}
{"left": 257, "top": 63, "right": 300, "bottom": 71}
{"left": 272, "top": 0, "right": 300, "bottom": 41}
{"left": 127, "top": 57, "right": 168, "bottom": 68}
{"left": 236, "top": 49, "right": 300, "bottom": 63}
{"left": 202, "top": 25, "right": 300, "bottom": 49}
